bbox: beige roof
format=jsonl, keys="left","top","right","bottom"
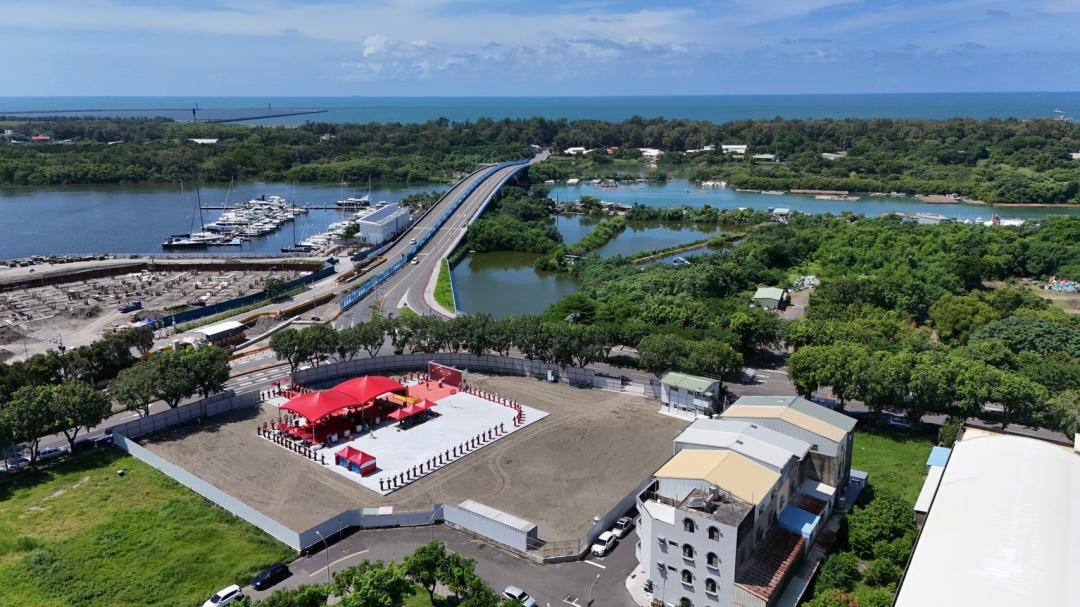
{"left": 722, "top": 404, "right": 848, "bottom": 443}
{"left": 655, "top": 449, "right": 780, "bottom": 505}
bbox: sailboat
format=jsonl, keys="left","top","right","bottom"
{"left": 162, "top": 183, "right": 225, "bottom": 248}
{"left": 281, "top": 210, "right": 314, "bottom": 253}
{"left": 336, "top": 176, "right": 371, "bottom": 208}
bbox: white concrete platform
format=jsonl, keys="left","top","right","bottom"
{"left": 315, "top": 391, "right": 547, "bottom": 495}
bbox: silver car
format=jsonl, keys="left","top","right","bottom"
{"left": 503, "top": 586, "right": 537, "bottom": 607}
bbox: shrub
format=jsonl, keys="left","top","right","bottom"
{"left": 937, "top": 416, "right": 965, "bottom": 447}
{"left": 863, "top": 558, "right": 903, "bottom": 588}
{"left": 815, "top": 551, "right": 861, "bottom": 592}
{"left": 847, "top": 491, "right": 916, "bottom": 559}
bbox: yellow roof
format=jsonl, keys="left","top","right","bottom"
{"left": 722, "top": 404, "right": 848, "bottom": 443}
{"left": 655, "top": 449, "right": 780, "bottom": 505}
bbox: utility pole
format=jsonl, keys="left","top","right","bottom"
{"left": 315, "top": 530, "right": 331, "bottom": 584}
{"left": 587, "top": 573, "right": 600, "bottom": 607}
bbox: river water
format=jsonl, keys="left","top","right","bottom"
{"left": 0, "top": 182, "right": 447, "bottom": 259}
{"left": 451, "top": 181, "right": 1080, "bottom": 317}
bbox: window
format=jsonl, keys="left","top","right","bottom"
{"left": 681, "top": 570, "right": 693, "bottom": 584}
{"left": 707, "top": 552, "right": 720, "bottom": 568}
{"left": 708, "top": 526, "right": 721, "bottom": 540}
{"left": 683, "top": 518, "right": 696, "bottom": 533}
{"left": 679, "top": 598, "right": 693, "bottom": 607}
{"left": 682, "top": 544, "right": 694, "bottom": 559}
{"left": 705, "top": 579, "right": 717, "bottom": 594}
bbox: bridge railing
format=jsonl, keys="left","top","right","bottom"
{"left": 338, "top": 160, "right": 528, "bottom": 312}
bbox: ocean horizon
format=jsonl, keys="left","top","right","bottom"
{"left": 1, "top": 92, "right": 1078, "bottom": 124}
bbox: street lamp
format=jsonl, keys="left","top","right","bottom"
{"left": 587, "top": 573, "right": 600, "bottom": 607}
{"left": 315, "top": 530, "right": 331, "bottom": 584}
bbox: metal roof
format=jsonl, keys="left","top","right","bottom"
{"left": 895, "top": 433, "right": 1080, "bottom": 607}
{"left": 660, "top": 371, "right": 719, "bottom": 394}
{"left": 654, "top": 449, "right": 780, "bottom": 505}
{"left": 926, "top": 445, "right": 951, "bottom": 467}
{"left": 726, "top": 395, "right": 857, "bottom": 440}
{"left": 753, "top": 287, "right": 786, "bottom": 301}
{"left": 458, "top": 499, "right": 536, "bottom": 533}
{"left": 360, "top": 203, "right": 407, "bottom": 225}
{"left": 674, "top": 419, "right": 811, "bottom": 471}
{"left": 195, "top": 320, "right": 244, "bottom": 338}
{"left": 913, "top": 465, "right": 944, "bottom": 514}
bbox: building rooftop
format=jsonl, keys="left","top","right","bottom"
{"left": 360, "top": 203, "right": 407, "bottom": 225}
{"left": 913, "top": 465, "right": 944, "bottom": 514}
{"left": 723, "top": 396, "right": 856, "bottom": 443}
{"left": 195, "top": 319, "right": 245, "bottom": 339}
{"left": 735, "top": 527, "right": 805, "bottom": 602}
{"left": 660, "top": 371, "right": 718, "bottom": 394}
{"left": 752, "top": 287, "right": 786, "bottom": 301}
{"left": 894, "top": 432, "right": 1080, "bottom": 607}
{"left": 458, "top": 500, "right": 536, "bottom": 533}
{"left": 655, "top": 449, "right": 780, "bottom": 506}
{"left": 674, "top": 419, "right": 811, "bottom": 471}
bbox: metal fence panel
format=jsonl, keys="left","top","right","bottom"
{"left": 114, "top": 434, "right": 302, "bottom": 550}
{"left": 109, "top": 391, "right": 258, "bottom": 439}
{"left": 443, "top": 503, "right": 532, "bottom": 553}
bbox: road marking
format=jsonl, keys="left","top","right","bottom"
{"left": 584, "top": 559, "right": 606, "bottom": 569}
{"left": 562, "top": 596, "right": 581, "bottom": 607}
{"left": 309, "top": 549, "right": 369, "bottom": 578}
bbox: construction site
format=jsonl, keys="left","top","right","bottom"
{"left": 0, "top": 256, "right": 325, "bottom": 361}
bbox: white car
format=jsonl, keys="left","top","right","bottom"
{"left": 37, "top": 446, "right": 68, "bottom": 462}
{"left": 613, "top": 516, "right": 635, "bottom": 538}
{"left": 410, "top": 258, "right": 420, "bottom": 265}
{"left": 503, "top": 586, "right": 537, "bottom": 607}
{"left": 203, "top": 584, "right": 243, "bottom": 607}
{"left": 591, "top": 530, "right": 616, "bottom": 557}
{"left": 409, "top": 238, "right": 417, "bottom": 244}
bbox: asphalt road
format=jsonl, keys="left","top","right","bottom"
{"left": 247, "top": 524, "right": 638, "bottom": 607}
{"left": 336, "top": 155, "right": 546, "bottom": 327}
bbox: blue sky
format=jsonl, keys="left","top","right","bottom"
{"left": 0, "top": 0, "right": 1077, "bottom": 95}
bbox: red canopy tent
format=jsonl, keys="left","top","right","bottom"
{"left": 415, "top": 399, "right": 437, "bottom": 412}
{"left": 333, "top": 376, "right": 406, "bottom": 407}
{"left": 334, "top": 445, "right": 376, "bottom": 475}
{"left": 280, "top": 390, "right": 358, "bottom": 423}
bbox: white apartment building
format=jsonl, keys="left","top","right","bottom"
{"left": 636, "top": 397, "right": 856, "bottom": 607}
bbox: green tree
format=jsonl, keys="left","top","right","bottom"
{"left": 336, "top": 561, "right": 413, "bottom": 607}
{"left": 847, "top": 491, "right": 916, "bottom": 559}
{"left": 637, "top": 334, "right": 692, "bottom": 376}
{"left": 150, "top": 350, "right": 198, "bottom": 409}
{"left": 682, "top": 339, "right": 743, "bottom": 381}
{"left": 50, "top": 380, "right": 112, "bottom": 452}
{"left": 937, "top": 416, "right": 965, "bottom": 447}
{"left": 110, "top": 362, "right": 157, "bottom": 417}
{"left": 510, "top": 316, "right": 553, "bottom": 362}
{"left": 264, "top": 278, "right": 291, "bottom": 302}
{"left": 804, "top": 588, "right": 860, "bottom": 607}
{"left": 183, "top": 346, "right": 231, "bottom": 398}
{"left": 0, "top": 385, "right": 62, "bottom": 463}
{"left": 303, "top": 324, "right": 338, "bottom": 366}
{"left": 815, "top": 552, "right": 860, "bottom": 592}
{"left": 863, "top": 558, "right": 902, "bottom": 588}
{"left": 1046, "top": 390, "right": 1080, "bottom": 436}
{"left": 341, "top": 223, "right": 360, "bottom": 240}
{"left": 336, "top": 326, "right": 364, "bottom": 361}
{"left": 251, "top": 584, "right": 331, "bottom": 607}
{"left": 270, "top": 329, "right": 308, "bottom": 373}
{"left": 929, "top": 294, "right": 998, "bottom": 344}
{"left": 403, "top": 541, "right": 445, "bottom": 602}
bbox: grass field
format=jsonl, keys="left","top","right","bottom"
{"left": 851, "top": 428, "right": 935, "bottom": 504}
{"left": 434, "top": 258, "right": 457, "bottom": 313}
{"left": 0, "top": 449, "right": 294, "bottom": 607}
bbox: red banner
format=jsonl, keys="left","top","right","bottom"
{"left": 428, "top": 361, "right": 462, "bottom": 387}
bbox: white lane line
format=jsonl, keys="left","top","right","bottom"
{"left": 584, "top": 559, "right": 606, "bottom": 569}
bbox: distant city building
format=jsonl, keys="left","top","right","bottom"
{"left": 31, "top": 135, "right": 52, "bottom": 143}
{"left": 820, "top": 152, "right": 847, "bottom": 161}
{"left": 636, "top": 396, "right": 857, "bottom": 607}
{"left": 356, "top": 203, "right": 411, "bottom": 245}
{"left": 895, "top": 429, "right": 1080, "bottom": 607}
{"left": 752, "top": 153, "right": 777, "bottom": 162}
{"left": 563, "top": 146, "right": 588, "bottom": 155}
{"left": 188, "top": 138, "right": 219, "bottom": 145}
{"left": 752, "top": 287, "right": 788, "bottom": 311}
{"left": 1070, "top": 152, "right": 1080, "bottom": 160}
{"left": 721, "top": 144, "right": 749, "bottom": 154}
{"left": 639, "top": 148, "right": 663, "bottom": 158}
{"left": 659, "top": 372, "right": 724, "bottom": 418}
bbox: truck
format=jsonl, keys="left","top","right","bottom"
{"left": 118, "top": 300, "right": 143, "bottom": 313}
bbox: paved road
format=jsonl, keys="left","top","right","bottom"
{"left": 247, "top": 524, "right": 637, "bottom": 607}
{"left": 336, "top": 155, "right": 545, "bottom": 327}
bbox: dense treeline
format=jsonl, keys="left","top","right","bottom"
{"left": 4, "top": 115, "right": 1079, "bottom": 202}
{"left": 550, "top": 214, "right": 1080, "bottom": 434}
{"left": 464, "top": 186, "right": 562, "bottom": 254}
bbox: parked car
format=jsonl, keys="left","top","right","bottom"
{"left": 410, "top": 258, "right": 420, "bottom": 265}
{"left": 37, "top": 446, "right": 68, "bottom": 462}
{"left": 3, "top": 457, "right": 29, "bottom": 472}
{"left": 885, "top": 415, "right": 914, "bottom": 430}
{"left": 613, "top": 516, "right": 635, "bottom": 538}
{"left": 503, "top": 586, "right": 537, "bottom": 607}
{"left": 591, "top": 530, "right": 616, "bottom": 557}
{"left": 252, "top": 562, "right": 289, "bottom": 590}
{"left": 203, "top": 584, "right": 243, "bottom": 607}
{"left": 810, "top": 395, "right": 837, "bottom": 409}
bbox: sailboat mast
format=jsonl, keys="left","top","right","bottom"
{"left": 195, "top": 184, "right": 206, "bottom": 230}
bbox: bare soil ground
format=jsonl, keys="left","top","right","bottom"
{"left": 140, "top": 374, "right": 687, "bottom": 541}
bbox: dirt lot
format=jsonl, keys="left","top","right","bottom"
{"left": 141, "top": 374, "right": 688, "bottom": 541}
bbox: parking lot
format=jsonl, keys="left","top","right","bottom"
{"left": 140, "top": 374, "right": 689, "bottom": 541}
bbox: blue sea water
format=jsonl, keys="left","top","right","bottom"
{"left": 0, "top": 93, "right": 1077, "bottom": 124}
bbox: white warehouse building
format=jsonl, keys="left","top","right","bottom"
{"left": 357, "top": 203, "right": 411, "bottom": 245}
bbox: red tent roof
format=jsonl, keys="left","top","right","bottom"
{"left": 335, "top": 445, "right": 375, "bottom": 467}
{"left": 415, "top": 399, "right": 437, "bottom": 411}
{"left": 333, "top": 376, "right": 406, "bottom": 405}
{"left": 280, "top": 390, "right": 358, "bottom": 423}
